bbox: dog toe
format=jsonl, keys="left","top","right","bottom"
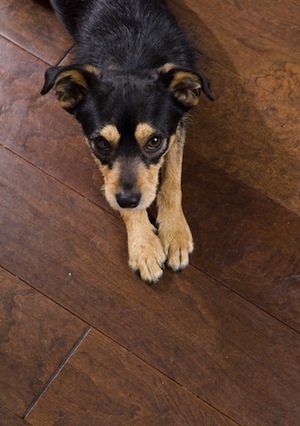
{"left": 167, "top": 241, "right": 193, "bottom": 271}
{"left": 167, "top": 247, "right": 189, "bottom": 271}
{"left": 139, "top": 260, "right": 164, "bottom": 284}
{"left": 128, "top": 232, "right": 166, "bottom": 283}
{"left": 159, "top": 213, "right": 194, "bottom": 272}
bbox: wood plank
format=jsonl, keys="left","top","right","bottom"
{"left": 171, "top": 0, "right": 300, "bottom": 83}
{"left": 1, "top": 148, "right": 299, "bottom": 425}
{"left": 0, "top": 266, "right": 87, "bottom": 417}
{"left": 1, "top": 30, "right": 300, "bottom": 327}
{"left": 187, "top": 58, "right": 300, "bottom": 215}
{"left": 2, "top": 4, "right": 300, "bottom": 217}
{"left": 2, "top": 3, "right": 300, "bottom": 219}
{"left": 26, "top": 330, "right": 235, "bottom": 426}
{"left": 1, "top": 32, "right": 299, "bottom": 328}
{"left": 0, "top": 37, "right": 107, "bottom": 212}
{"left": 0, "top": 404, "right": 29, "bottom": 426}
{"left": 0, "top": 0, "right": 72, "bottom": 65}
{"left": 1, "top": 4, "right": 300, "bottom": 425}
{"left": 182, "top": 147, "right": 300, "bottom": 330}
{"left": 169, "top": 0, "right": 300, "bottom": 214}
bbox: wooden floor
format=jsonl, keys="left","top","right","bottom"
{"left": 1, "top": 0, "right": 300, "bottom": 425}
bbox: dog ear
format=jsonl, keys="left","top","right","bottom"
{"left": 158, "top": 65, "right": 214, "bottom": 108}
{"left": 41, "top": 65, "right": 100, "bottom": 112}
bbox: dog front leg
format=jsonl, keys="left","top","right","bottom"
{"left": 120, "top": 210, "right": 166, "bottom": 283}
{"left": 157, "top": 124, "right": 194, "bottom": 271}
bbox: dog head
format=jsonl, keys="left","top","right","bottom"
{"left": 41, "top": 63, "right": 213, "bottom": 210}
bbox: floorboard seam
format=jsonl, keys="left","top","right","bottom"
{"left": 21, "top": 326, "right": 91, "bottom": 419}
{"left": 1, "top": 146, "right": 115, "bottom": 219}
{"left": 56, "top": 47, "right": 75, "bottom": 66}
{"left": 0, "top": 34, "right": 52, "bottom": 66}
{"left": 189, "top": 263, "right": 300, "bottom": 335}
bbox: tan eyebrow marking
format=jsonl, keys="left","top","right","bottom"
{"left": 135, "top": 123, "right": 156, "bottom": 146}
{"left": 83, "top": 64, "right": 101, "bottom": 77}
{"left": 99, "top": 125, "right": 121, "bottom": 146}
{"left": 158, "top": 63, "right": 176, "bottom": 74}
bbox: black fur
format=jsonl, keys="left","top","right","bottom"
{"left": 41, "top": 0, "right": 213, "bottom": 200}
{"left": 50, "top": 0, "right": 197, "bottom": 70}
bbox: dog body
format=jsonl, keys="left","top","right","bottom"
{"left": 42, "top": 0, "right": 213, "bottom": 282}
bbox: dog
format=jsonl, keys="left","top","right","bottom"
{"left": 41, "top": 0, "right": 213, "bottom": 283}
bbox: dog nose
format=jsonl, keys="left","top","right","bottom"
{"left": 116, "top": 192, "right": 141, "bottom": 208}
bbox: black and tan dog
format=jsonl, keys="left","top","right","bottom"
{"left": 42, "top": 0, "right": 213, "bottom": 283}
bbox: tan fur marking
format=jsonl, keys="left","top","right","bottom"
{"left": 166, "top": 133, "right": 177, "bottom": 155}
{"left": 158, "top": 63, "right": 177, "bottom": 74}
{"left": 169, "top": 71, "right": 201, "bottom": 90}
{"left": 169, "top": 72, "right": 201, "bottom": 107}
{"left": 135, "top": 160, "right": 163, "bottom": 209}
{"left": 87, "top": 132, "right": 163, "bottom": 212}
{"left": 100, "top": 162, "right": 122, "bottom": 210}
{"left": 84, "top": 65, "right": 101, "bottom": 77}
{"left": 55, "top": 70, "right": 88, "bottom": 90}
{"left": 85, "top": 141, "right": 122, "bottom": 210}
{"left": 85, "top": 141, "right": 106, "bottom": 192}
{"left": 54, "top": 70, "right": 88, "bottom": 109}
{"left": 157, "top": 123, "right": 193, "bottom": 270}
{"left": 121, "top": 210, "right": 166, "bottom": 282}
{"left": 100, "top": 124, "right": 121, "bottom": 147}
{"left": 55, "top": 96, "right": 74, "bottom": 110}
{"left": 134, "top": 123, "right": 156, "bottom": 146}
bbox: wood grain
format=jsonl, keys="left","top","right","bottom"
{"left": 1, "top": 3, "right": 300, "bottom": 425}
{"left": 1, "top": 148, "right": 299, "bottom": 425}
{"left": 0, "top": 267, "right": 87, "bottom": 416}
{"left": 169, "top": 0, "right": 300, "bottom": 214}
{"left": 171, "top": 0, "right": 300, "bottom": 84}
{"left": 0, "top": 0, "right": 73, "bottom": 65}
{"left": 0, "top": 404, "right": 29, "bottom": 426}
{"left": 187, "top": 59, "right": 300, "bottom": 215}
{"left": 1, "top": 36, "right": 299, "bottom": 331}
{"left": 0, "top": 37, "right": 108, "bottom": 212}
{"left": 26, "top": 330, "right": 235, "bottom": 426}
{"left": 182, "top": 147, "right": 300, "bottom": 330}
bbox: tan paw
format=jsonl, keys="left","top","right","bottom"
{"left": 158, "top": 212, "right": 194, "bottom": 271}
{"left": 128, "top": 228, "right": 167, "bottom": 283}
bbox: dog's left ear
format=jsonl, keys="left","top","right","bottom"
{"left": 158, "top": 66, "right": 214, "bottom": 108}
{"left": 41, "top": 64, "right": 100, "bottom": 113}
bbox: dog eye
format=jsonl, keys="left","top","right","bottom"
{"left": 94, "top": 137, "right": 111, "bottom": 153}
{"left": 144, "top": 136, "right": 162, "bottom": 152}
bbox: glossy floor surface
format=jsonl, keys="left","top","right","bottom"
{"left": 1, "top": 0, "right": 300, "bottom": 425}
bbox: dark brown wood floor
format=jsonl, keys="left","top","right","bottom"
{"left": 1, "top": 1, "right": 299, "bottom": 425}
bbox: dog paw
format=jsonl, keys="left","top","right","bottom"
{"left": 128, "top": 228, "right": 167, "bottom": 283}
{"left": 158, "top": 211, "right": 193, "bottom": 271}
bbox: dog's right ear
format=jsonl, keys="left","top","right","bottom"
{"left": 158, "top": 64, "right": 214, "bottom": 108}
{"left": 41, "top": 65, "right": 100, "bottom": 112}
